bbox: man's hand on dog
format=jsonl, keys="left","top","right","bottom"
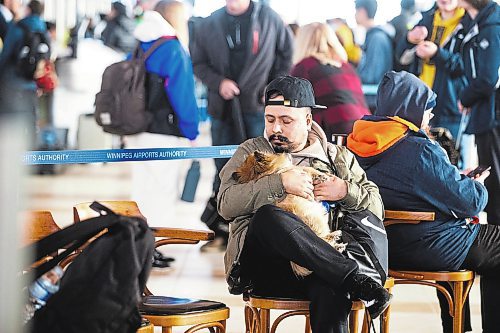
{"left": 313, "top": 175, "right": 348, "bottom": 201}
{"left": 281, "top": 169, "right": 315, "bottom": 201}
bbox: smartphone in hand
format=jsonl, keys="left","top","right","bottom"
{"left": 466, "top": 165, "right": 491, "bottom": 178}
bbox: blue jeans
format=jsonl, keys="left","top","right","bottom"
{"left": 210, "top": 111, "right": 264, "bottom": 193}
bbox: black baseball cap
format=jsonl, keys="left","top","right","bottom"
{"left": 264, "top": 75, "right": 326, "bottom": 109}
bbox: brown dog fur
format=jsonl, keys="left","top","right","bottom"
{"left": 235, "top": 151, "right": 346, "bottom": 277}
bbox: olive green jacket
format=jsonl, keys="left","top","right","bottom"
{"left": 218, "top": 122, "right": 383, "bottom": 294}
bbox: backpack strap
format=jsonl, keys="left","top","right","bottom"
{"left": 140, "top": 36, "right": 176, "bottom": 61}
{"left": 21, "top": 201, "right": 124, "bottom": 280}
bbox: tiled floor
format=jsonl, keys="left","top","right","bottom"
{"left": 25, "top": 40, "right": 484, "bottom": 332}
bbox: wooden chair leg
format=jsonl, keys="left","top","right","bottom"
{"left": 361, "top": 311, "right": 371, "bottom": 333}
{"left": 452, "top": 281, "right": 464, "bottom": 333}
{"left": 349, "top": 309, "right": 360, "bottom": 333}
{"left": 162, "top": 327, "right": 172, "bottom": 333}
{"left": 380, "top": 286, "right": 393, "bottom": 333}
{"left": 245, "top": 305, "right": 252, "bottom": 333}
{"left": 305, "top": 313, "right": 311, "bottom": 333}
{"left": 259, "top": 308, "right": 271, "bottom": 333}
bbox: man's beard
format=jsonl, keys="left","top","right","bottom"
{"left": 269, "top": 134, "right": 292, "bottom": 153}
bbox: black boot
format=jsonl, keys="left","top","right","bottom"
{"left": 152, "top": 249, "right": 175, "bottom": 268}
{"left": 344, "top": 273, "right": 392, "bottom": 319}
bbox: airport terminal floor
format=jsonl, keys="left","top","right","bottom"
{"left": 25, "top": 40, "right": 484, "bottom": 332}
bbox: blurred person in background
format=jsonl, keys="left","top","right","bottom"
{"left": 389, "top": 0, "right": 421, "bottom": 71}
{"left": 291, "top": 22, "right": 370, "bottom": 138}
{"left": 0, "top": 0, "right": 48, "bottom": 149}
{"left": 125, "top": 0, "right": 199, "bottom": 267}
{"left": 191, "top": 0, "right": 294, "bottom": 252}
{"left": 396, "top": 0, "right": 470, "bottom": 158}
{"left": 0, "top": 0, "right": 21, "bottom": 43}
{"left": 457, "top": 0, "right": 499, "bottom": 231}
{"left": 101, "top": 1, "right": 136, "bottom": 54}
{"left": 327, "top": 18, "right": 362, "bottom": 66}
{"left": 354, "top": 0, "right": 395, "bottom": 111}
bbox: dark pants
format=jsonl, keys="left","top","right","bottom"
{"left": 439, "top": 224, "right": 500, "bottom": 333}
{"left": 240, "top": 205, "right": 358, "bottom": 333}
{"left": 461, "top": 224, "right": 500, "bottom": 333}
{"left": 475, "top": 126, "right": 500, "bottom": 224}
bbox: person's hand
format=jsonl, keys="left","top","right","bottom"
{"left": 407, "top": 26, "right": 428, "bottom": 44}
{"left": 313, "top": 175, "right": 348, "bottom": 201}
{"left": 281, "top": 169, "right": 314, "bottom": 201}
{"left": 416, "top": 41, "right": 438, "bottom": 60}
{"left": 458, "top": 100, "right": 471, "bottom": 115}
{"left": 474, "top": 169, "right": 490, "bottom": 184}
{"left": 219, "top": 79, "right": 240, "bottom": 100}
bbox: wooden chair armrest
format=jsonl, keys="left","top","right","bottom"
{"left": 383, "top": 210, "right": 435, "bottom": 227}
{"left": 151, "top": 227, "right": 214, "bottom": 241}
{"left": 384, "top": 210, "right": 435, "bottom": 221}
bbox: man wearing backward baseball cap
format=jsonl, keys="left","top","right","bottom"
{"left": 218, "top": 75, "right": 391, "bottom": 332}
{"left": 348, "top": 71, "right": 500, "bottom": 331}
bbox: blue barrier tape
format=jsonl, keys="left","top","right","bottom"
{"left": 23, "top": 145, "right": 239, "bottom": 165}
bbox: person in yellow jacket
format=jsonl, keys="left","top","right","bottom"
{"left": 396, "top": 0, "right": 471, "bottom": 159}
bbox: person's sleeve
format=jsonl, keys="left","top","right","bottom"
{"left": 460, "top": 26, "right": 500, "bottom": 108}
{"left": 357, "top": 32, "right": 393, "bottom": 84}
{"left": 190, "top": 20, "right": 225, "bottom": 91}
{"left": 413, "top": 143, "right": 488, "bottom": 218}
{"left": 432, "top": 46, "right": 466, "bottom": 78}
{"left": 0, "top": 23, "right": 23, "bottom": 72}
{"left": 161, "top": 42, "right": 199, "bottom": 140}
{"left": 268, "top": 16, "right": 294, "bottom": 81}
{"left": 335, "top": 147, "right": 384, "bottom": 220}
{"left": 218, "top": 144, "right": 285, "bottom": 220}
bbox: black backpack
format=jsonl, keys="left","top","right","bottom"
{"left": 23, "top": 202, "right": 154, "bottom": 333}
{"left": 16, "top": 21, "right": 50, "bottom": 80}
{"left": 94, "top": 38, "right": 169, "bottom": 135}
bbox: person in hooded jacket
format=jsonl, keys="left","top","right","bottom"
{"left": 347, "top": 71, "right": 500, "bottom": 333}
{"left": 124, "top": 0, "right": 199, "bottom": 235}
{"left": 0, "top": 0, "right": 47, "bottom": 148}
{"left": 457, "top": 0, "right": 500, "bottom": 227}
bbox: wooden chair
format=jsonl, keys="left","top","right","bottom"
{"left": 21, "top": 210, "right": 77, "bottom": 269}
{"left": 384, "top": 210, "right": 475, "bottom": 333}
{"left": 22, "top": 210, "right": 61, "bottom": 246}
{"left": 244, "top": 278, "right": 395, "bottom": 333}
{"left": 73, "top": 201, "right": 230, "bottom": 333}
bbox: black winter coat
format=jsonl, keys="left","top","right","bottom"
{"left": 190, "top": 2, "right": 293, "bottom": 119}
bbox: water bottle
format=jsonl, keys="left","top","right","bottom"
{"left": 24, "top": 266, "right": 64, "bottom": 323}
{"left": 181, "top": 160, "right": 201, "bottom": 202}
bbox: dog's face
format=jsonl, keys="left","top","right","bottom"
{"left": 235, "top": 151, "right": 292, "bottom": 183}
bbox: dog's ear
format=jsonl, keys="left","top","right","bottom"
{"left": 254, "top": 151, "right": 266, "bottom": 162}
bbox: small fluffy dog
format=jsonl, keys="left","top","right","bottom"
{"left": 235, "top": 151, "right": 346, "bottom": 277}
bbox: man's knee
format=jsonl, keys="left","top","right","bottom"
{"left": 250, "top": 205, "right": 306, "bottom": 239}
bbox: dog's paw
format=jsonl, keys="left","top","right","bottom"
{"left": 291, "top": 262, "right": 312, "bottom": 277}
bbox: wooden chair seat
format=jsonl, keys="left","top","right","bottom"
{"left": 244, "top": 277, "right": 394, "bottom": 333}
{"left": 73, "top": 201, "right": 230, "bottom": 333}
{"left": 384, "top": 210, "right": 475, "bottom": 333}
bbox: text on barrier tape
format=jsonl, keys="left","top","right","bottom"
{"left": 23, "top": 145, "right": 240, "bottom": 165}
